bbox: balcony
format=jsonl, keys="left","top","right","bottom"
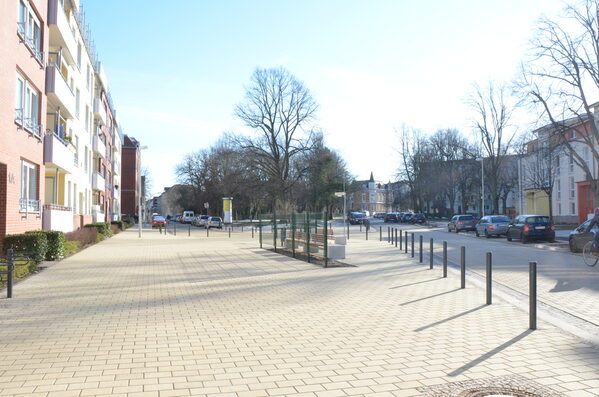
{"left": 92, "top": 204, "right": 105, "bottom": 223}
{"left": 46, "top": 64, "right": 76, "bottom": 118}
{"left": 42, "top": 204, "right": 74, "bottom": 233}
{"left": 47, "top": 0, "right": 77, "bottom": 64}
{"left": 112, "top": 185, "right": 119, "bottom": 200}
{"left": 92, "top": 172, "right": 105, "bottom": 191}
{"left": 19, "top": 198, "right": 41, "bottom": 213}
{"left": 93, "top": 97, "right": 107, "bottom": 126}
{"left": 44, "top": 131, "right": 75, "bottom": 174}
{"left": 93, "top": 134, "right": 107, "bottom": 158}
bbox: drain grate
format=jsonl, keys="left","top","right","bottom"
{"left": 418, "top": 375, "right": 564, "bottom": 397}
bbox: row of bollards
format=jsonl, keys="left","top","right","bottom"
{"left": 384, "top": 226, "right": 537, "bottom": 330}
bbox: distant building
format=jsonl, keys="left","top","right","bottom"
{"left": 154, "top": 185, "right": 194, "bottom": 218}
{"left": 121, "top": 135, "right": 140, "bottom": 220}
{"left": 348, "top": 172, "right": 392, "bottom": 214}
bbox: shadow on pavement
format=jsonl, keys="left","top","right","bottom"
{"left": 414, "top": 304, "right": 487, "bottom": 332}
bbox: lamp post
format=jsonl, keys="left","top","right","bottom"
{"left": 335, "top": 191, "right": 347, "bottom": 233}
{"left": 138, "top": 145, "right": 148, "bottom": 238}
{"left": 477, "top": 157, "right": 485, "bottom": 217}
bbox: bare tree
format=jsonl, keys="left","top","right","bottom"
{"left": 396, "top": 125, "right": 428, "bottom": 212}
{"left": 466, "top": 82, "right": 519, "bottom": 214}
{"left": 521, "top": 0, "right": 599, "bottom": 204}
{"left": 234, "top": 67, "right": 318, "bottom": 209}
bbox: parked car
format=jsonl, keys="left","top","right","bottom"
{"left": 348, "top": 212, "right": 366, "bottom": 225}
{"left": 401, "top": 213, "right": 413, "bottom": 223}
{"left": 374, "top": 212, "right": 386, "bottom": 219}
{"left": 194, "top": 215, "right": 210, "bottom": 227}
{"left": 475, "top": 215, "right": 511, "bottom": 238}
{"left": 207, "top": 216, "right": 223, "bottom": 229}
{"left": 506, "top": 215, "right": 555, "bottom": 243}
{"left": 181, "top": 211, "right": 195, "bottom": 224}
{"left": 385, "top": 213, "right": 398, "bottom": 223}
{"left": 568, "top": 219, "right": 598, "bottom": 252}
{"left": 448, "top": 214, "right": 477, "bottom": 233}
{"left": 411, "top": 213, "right": 426, "bottom": 224}
{"left": 151, "top": 216, "right": 166, "bottom": 228}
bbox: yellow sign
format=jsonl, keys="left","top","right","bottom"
{"left": 223, "top": 199, "right": 231, "bottom": 211}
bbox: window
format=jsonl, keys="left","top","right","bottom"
{"left": 86, "top": 64, "right": 91, "bottom": 90}
{"left": 569, "top": 176, "right": 575, "bottom": 199}
{"left": 555, "top": 155, "right": 560, "bottom": 175}
{"left": 571, "top": 202, "right": 576, "bottom": 215}
{"left": 68, "top": 181, "right": 72, "bottom": 207}
{"left": 571, "top": 130, "right": 577, "bottom": 139}
{"left": 20, "top": 160, "right": 39, "bottom": 212}
{"left": 84, "top": 146, "right": 88, "bottom": 172}
{"left": 556, "top": 179, "right": 561, "bottom": 199}
{"left": 17, "top": 0, "right": 43, "bottom": 63}
{"left": 569, "top": 153, "right": 574, "bottom": 173}
{"left": 15, "top": 72, "right": 41, "bottom": 136}
{"left": 558, "top": 203, "right": 562, "bottom": 215}
{"left": 85, "top": 105, "right": 89, "bottom": 132}
{"left": 75, "top": 88, "right": 80, "bottom": 118}
{"left": 77, "top": 42, "right": 82, "bottom": 69}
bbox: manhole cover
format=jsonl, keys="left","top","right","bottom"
{"left": 418, "top": 375, "right": 564, "bottom": 397}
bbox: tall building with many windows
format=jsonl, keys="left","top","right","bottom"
{"left": 0, "top": 0, "right": 48, "bottom": 248}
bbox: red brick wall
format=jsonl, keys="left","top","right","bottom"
{"left": 121, "top": 136, "right": 139, "bottom": 217}
{"left": 0, "top": 0, "right": 48, "bottom": 247}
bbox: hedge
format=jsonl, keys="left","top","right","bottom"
{"left": 3, "top": 232, "right": 48, "bottom": 268}
{"left": 26, "top": 230, "right": 65, "bottom": 261}
{"left": 84, "top": 222, "right": 112, "bottom": 239}
{"left": 111, "top": 220, "right": 124, "bottom": 231}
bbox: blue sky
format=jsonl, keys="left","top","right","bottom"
{"left": 81, "top": 0, "right": 565, "bottom": 195}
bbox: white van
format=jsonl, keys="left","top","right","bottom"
{"left": 182, "top": 211, "right": 195, "bottom": 224}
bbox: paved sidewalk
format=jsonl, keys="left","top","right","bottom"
{"left": 0, "top": 228, "right": 598, "bottom": 396}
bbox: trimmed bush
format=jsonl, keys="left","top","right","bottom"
{"left": 111, "top": 220, "right": 124, "bottom": 231}
{"left": 65, "top": 227, "right": 98, "bottom": 247}
{"left": 110, "top": 224, "right": 120, "bottom": 234}
{"left": 84, "top": 222, "right": 112, "bottom": 239}
{"left": 26, "top": 230, "right": 65, "bottom": 261}
{"left": 3, "top": 232, "right": 48, "bottom": 268}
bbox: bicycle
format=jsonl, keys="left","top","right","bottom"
{"left": 582, "top": 240, "right": 599, "bottom": 267}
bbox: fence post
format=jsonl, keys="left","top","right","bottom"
{"left": 259, "top": 213, "right": 263, "bottom": 248}
{"left": 419, "top": 235, "right": 423, "bottom": 263}
{"left": 460, "top": 246, "right": 466, "bottom": 289}
{"left": 443, "top": 241, "right": 447, "bottom": 277}
{"left": 323, "top": 211, "right": 328, "bottom": 268}
{"left": 306, "top": 213, "right": 311, "bottom": 263}
{"left": 486, "top": 252, "right": 492, "bottom": 305}
{"left": 292, "top": 213, "right": 296, "bottom": 258}
{"left": 273, "top": 208, "right": 277, "bottom": 253}
{"left": 7, "top": 249, "right": 14, "bottom": 299}
{"left": 188, "top": 223, "right": 191, "bottom": 237}
{"left": 411, "top": 233, "right": 415, "bottom": 258}
{"left": 530, "top": 261, "right": 537, "bottom": 330}
{"left": 379, "top": 226, "right": 382, "bottom": 242}
{"left": 429, "top": 238, "right": 433, "bottom": 269}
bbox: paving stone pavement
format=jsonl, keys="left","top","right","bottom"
{"left": 1, "top": 227, "right": 598, "bottom": 397}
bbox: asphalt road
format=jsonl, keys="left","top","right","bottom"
{"left": 335, "top": 219, "right": 599, "bottom": 327}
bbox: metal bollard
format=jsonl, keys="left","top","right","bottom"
{"left": 347, "top": 222, "right": 350, "bottom": 240}
{"left": 395, "top": 229, "right": 398, "bottom": 247}
{"left": 388, "top": 227, "right": 390, "bottom": 243}
{"left": 242, "top": 225, "right": 244, "bottom": 233}
{"left": 379, "top": 227, "right": 382, "bottom": 242}
{"left": 443, "top": 241, "right": 447, "bottom": 277}
{"left": 530, "top": 261, "right": 537, "bottom": 330}
{"left": 159, "top": 224, "right": 162, "bottom": 234}
{"left": 188, "top": 223, "right": 191, "bottom": 236}
{"left": 174, "top": 222, "right": 177, "bottom": 236}
{"left": 400, "top": 229, "right": 403, "bottom": 250}
{"left": 229, "top": 228, "right": 231, "bottom": 238}
{"left": 6, "top": 249, "right": 14, "bottom": 298}
{"left": 429, "top": 238, "right": 433, "bottom": 269}
{"left": 252, "top": 227, "right": 254, "bottom": 238}
{"left": 486, "top": 252, "right": 492, "bottom": 305}
{"left": 366, "top": 227, "right": 368, "bottom": 240}
{"left": 411, "top": 233, "right": 415, "bottom": 258}
{"left": 207, "top": 227, "right": 209, "bottom": 237}
{"left": 419, "top": 235, "right": 423, "bottom": 263}
{"left": 404, "top": 232, "right": 408, "bottom": 254}
{"left": 360, "top": 224, "right": 362, "bottom": 232}
{"left": 460, "top": 246, "right": 466, "bottom": 289}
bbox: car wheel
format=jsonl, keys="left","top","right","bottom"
{"left": 475, "top": 229, "right": 479, "bottom": 237}
{"left": 569, "top": 238, "right": 577, "bottom": 252}
{"left": 485, "top": 230, "right": 490, "bottom": 239}
{"left": 521, "top": 233, "right": 527, "bottom": 243}
{"left": 507, "top": 233, "right": 512, "bottom": 242}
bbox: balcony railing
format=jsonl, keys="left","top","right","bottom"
{"left": 43, "top": 203, "right": 72, "bottom": 211}
{"left": 16, "top": 110, "right": 43, "bottom": 138}
{"left": 74, "top": 152, "right": 79, "bottom": 167}
{"left": 17, "top": 22, "right": 44, "bottom": 64}
{"left": 20, "top": 198, "right": 41, "bottom": 213}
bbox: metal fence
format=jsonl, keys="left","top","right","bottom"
{"left": 256, "top": 211, "right": 332, "bottom": 267}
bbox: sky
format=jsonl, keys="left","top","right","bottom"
{"left": 81, "top": 0, "right": 567, "bottom": 196}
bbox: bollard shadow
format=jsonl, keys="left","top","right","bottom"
{"left": 414, "top": 304, "right": 486, "bottom": 332}
{"left": 389, "top": 277, "right": 443, "bottom": 290}
{"left": 448, "top": 330, "right": 533, "bottom": 377}
{"left": 399, "top": 288, "right": 461, "bottom": 306}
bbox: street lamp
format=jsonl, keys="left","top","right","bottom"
{"left": 138, "top": 145, "right": 148, "bottom": 238}
{"left": 477, "top": 157, "right": 485, "bottom": 217}
{"left": 335, "top": 191, "right": 347, "bottom": 231}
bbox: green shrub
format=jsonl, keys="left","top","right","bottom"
{"left": 26, "top": 230, "right": 65, "bottom": 261}
{"left": 111, "top": 220, "right": 124, "bottom": 231}
{"left": 65, "top": 228, "right": 98, "bottom": 247}
{"left": 63, "top": 240, "right": 80, "bottom": 257}
{"left": 84, "top": 222, "right": 112, "bottom": 239}
{"left": 3, "top": 232, "right": 48, "bottom": 269}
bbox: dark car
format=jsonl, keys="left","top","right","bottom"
{"left": 411, "top": 213, "right": 426, "bottom": 224}
{"left": 385, "top": 213, "right": 398, "bottom": 223}
{"left": 401, "top": 213, "right": 413, "bottom": 223}
{"left": 475, "top": 215, "right": 511, "bottom": 238}
{"left": 374, "top": 212, "right": 386, "bottom": 219}
{"left": 448, "top": 214, "right": 477, "bottom": 232}
{"left": 568, "top": 219, "right": 598, "bottom": 252}
{"left": 506, "top": 215, "right": 555, "bottom": 243}
{"left": 348, "top": 212, "right": 366, "bottom": 225}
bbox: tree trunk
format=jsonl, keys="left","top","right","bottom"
{"left": 547, "top": 192, "right": 553, "bottom": 219}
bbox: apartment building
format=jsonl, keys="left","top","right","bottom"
{"left": 348, "top": 173, "right": 392, "bottom": 214}
{"left": 43, "top": 0, "right": 122, "bottom": 231}
{"left": 121, "top": 135, "right": 141, "bottom": 221}
{"left": 0, "top": 0, "right": 48, "bottom": 247}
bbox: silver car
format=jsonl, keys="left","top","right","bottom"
{"left": 448, "top": 215, "right": 477, "bottom": 233}
{"left": 475, "top": 215, "right": 511, "bottom": 238}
